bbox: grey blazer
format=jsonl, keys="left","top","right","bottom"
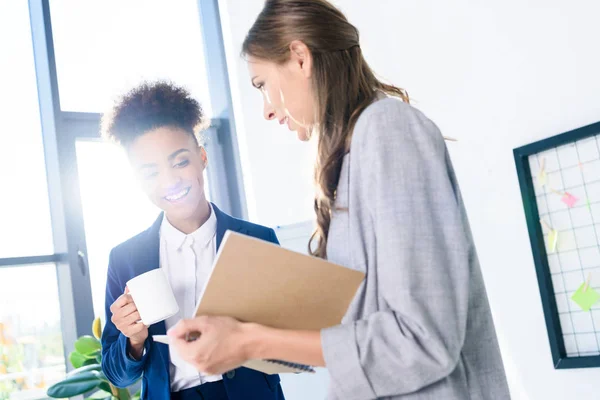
{"left": 320, "top": 97, "right": 510, "bottom": 400}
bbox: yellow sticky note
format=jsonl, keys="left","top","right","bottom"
{"left": 548, "top": 229, "right": 558, "bottom": 253}
{"left": 537, "top": 169, "right": 547, "bottom": 187}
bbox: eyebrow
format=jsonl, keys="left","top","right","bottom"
{"left": 138, "top": 149, "right": 190, "bottom": 170}
{"left": 139, "top": 163, "right": 157, "bottom": 171}
{"left": 167, "top": 148, "right": 190, "bottom": 161}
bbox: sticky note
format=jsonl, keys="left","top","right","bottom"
{"left": 537, "top": 169, "right": 547, "bottom": 187}
{"left": 572, "top": 283, "right": 600, "bottom": 312}
{"left": 548, "top": 229, "right": 558, "bottom": 253}
{"left": 561, "top": 192, "right": 579, "bottom": 208}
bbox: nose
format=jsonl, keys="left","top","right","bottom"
{"left": 160, "top": 169, "right": 182, "bottom": 193}
{"left": 263, "top": 99, "right": 276, "bottom": 121}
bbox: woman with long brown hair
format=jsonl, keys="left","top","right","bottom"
{"left": 169, "top": 1, "right": 510, "bottom": 399}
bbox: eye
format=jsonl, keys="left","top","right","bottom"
{"left": 174, "top": 159, "right": 189, "bottom": 168}
{"left": 144, "top": 171, "right": 158, "bottom": 179}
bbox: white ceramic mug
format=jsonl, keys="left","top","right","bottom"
{"left": 126, "top": 269, "right": 179, "bottom": 325}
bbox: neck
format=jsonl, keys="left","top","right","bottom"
{"left": 167, "top": 199, "right": 211, "bottom": 234}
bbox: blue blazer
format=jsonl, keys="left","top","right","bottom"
{"left": 101, "top": 204, "right": 285, "bottom": 400}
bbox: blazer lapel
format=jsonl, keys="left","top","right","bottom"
{"left": 212, "top": 203, "right": 248, "bottom": 250}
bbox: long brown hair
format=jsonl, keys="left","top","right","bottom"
{"left": 243, "top": 0, "right": 409, "bottom": 258}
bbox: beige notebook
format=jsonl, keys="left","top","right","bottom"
{"left": 194, "top": 230, "right": 365, "bottom": 374}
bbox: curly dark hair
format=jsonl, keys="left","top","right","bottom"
{"left": 101, "top": 81, "right": 207, "bottom": 147}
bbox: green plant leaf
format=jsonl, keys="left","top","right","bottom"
{"left": 98, "top": 381, "right": 112, "bottom": 394}
{"left": 46, "top": 371, "right": 103, "bottom": 398}
{"left": 69, "top": 351, "right": 88, "bottom": 369}
{"left": 88, "top": 389, "right": 113, "bottom": 399}
{"left": 75, "top": 336, "right": 102, "bottom": 356}
{"left": 132, "top": 388, "right": 141, "bottom": 400}
{"left": 96, "top": 352, "right": 102, "bottom": 364}
{"left": 83, "top": 350, "right": 102, "bottom": 364}
{"left": 84, "top": 357, "right": 98, "bottom": 367}
{"left": 66, "top": 363, "right": 101, "bottom": 378}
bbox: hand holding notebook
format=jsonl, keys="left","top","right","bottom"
{"left": 162, "top": 230, "right": 365, "bottom": 374}
{"left": 153, "top": 333, "right": 317, "bottom": 373}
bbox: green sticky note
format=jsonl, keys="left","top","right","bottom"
{"left": 571, "top": 283, "right": 600, "bottom": 312}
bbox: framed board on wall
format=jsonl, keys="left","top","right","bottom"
{"left": 514, "top": 121, "right": 600, "bottom": 369}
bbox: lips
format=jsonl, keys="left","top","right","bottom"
{"left": 164, "top": 187, "right": 191, "bottom": 202}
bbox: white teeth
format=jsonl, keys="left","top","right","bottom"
{"left": 165, "top": 188, "right": 190, "bottom": 201}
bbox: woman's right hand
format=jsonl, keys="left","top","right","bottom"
{"left": 110, "top": 287, "right": 148, "bottom": 358}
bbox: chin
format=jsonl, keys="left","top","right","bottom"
{"left": 296, "top": 128, "right": 311, "bottom": 142}
{"left": 158, "top": 204, "right": 186, "bottom": 223}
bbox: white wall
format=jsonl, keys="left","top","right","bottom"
{"left": 218, "top": 0, "right": 317, "bottom": 227}
{"left": 220, "top": 0, "right": 600, "bottom": 399}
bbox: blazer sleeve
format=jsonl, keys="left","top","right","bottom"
{"left": 101, "top": 248, "right": 151, "bottom": 387}
{"left": 321, "top": 101, "right": 471, "bottom": 399}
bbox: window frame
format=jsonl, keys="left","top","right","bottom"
{"left": 0, "top": 0, "right": 247, "bottom": 385}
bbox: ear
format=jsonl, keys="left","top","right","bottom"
{"left": 199, "top": 146, "right": 208, "bottom": 168}
{"left": 289, "top": 40, "right": 312, "bottom": 79}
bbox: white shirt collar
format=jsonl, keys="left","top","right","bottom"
{"left": 160, "top": 203, "right": 217, "bottom": 250}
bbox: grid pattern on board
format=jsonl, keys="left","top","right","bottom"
{"left": 528, "top": 133, "right": 600, "bottom": 357}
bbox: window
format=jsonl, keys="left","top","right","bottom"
{"left": 0, "top": 265, "right": 65, "bottom": 399}
{"left": 49, "top": 0, "right": 213, "bottom": 115}
{"left": 76, "top": 141, "right": 160, "bottom": 319}
{"left": 1, "top": 1, "right": 234, "bottom": 399}
{"left": 0, "top": 0, "right": 54, "bottom": 259}
{"left": 0, "top": 2, "right": 67, "bottom": 398}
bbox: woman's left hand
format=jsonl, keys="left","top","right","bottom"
{"left": 167, "top": 316, "right": 253, "bottom": 375}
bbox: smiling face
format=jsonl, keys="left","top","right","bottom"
{"left": 127, "top": 126, "right": 208, "bottom": 225}
{"left": 247, "top": 42, "right": 316, "bottom": 141}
